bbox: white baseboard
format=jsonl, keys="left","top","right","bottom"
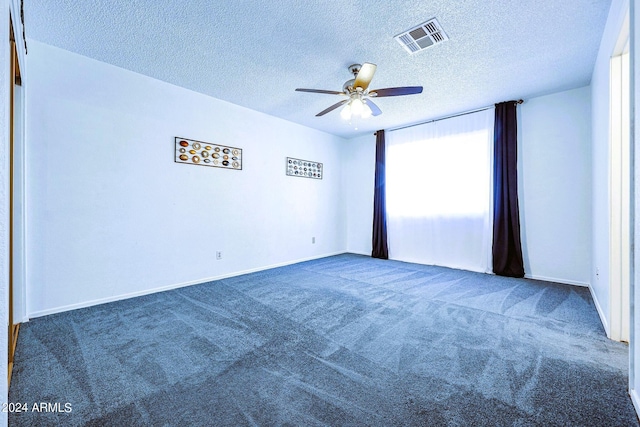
{"left": 346, "top": 259, "right": 591, "bottom": 288}
{"left": 588, "top": 283, "right": 610, "bottom": 337}
{"left": 630, "top": 388, "right": 640, "bottom": 420}
{"left": 523, "top": 273, "right": 589, "bottom": 287}
{"left": 347, "top": 250, "right": 370, "bottom": 256}
{"left": 28, "top": 251, "right": 346, "bottom": 319}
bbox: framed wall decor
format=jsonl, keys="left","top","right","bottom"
{"left": 286, "top": 157, "right": 322, "bottom": 179}
{"left": 175, "top": 137, "right": 242, "bottom": 170}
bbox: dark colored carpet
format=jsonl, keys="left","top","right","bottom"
{"left": 9, "top": 253, "right": 639, "bottom": 426}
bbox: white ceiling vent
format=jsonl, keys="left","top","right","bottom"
{"left": 395, "top": 18, "right": 448, "bottom": 54}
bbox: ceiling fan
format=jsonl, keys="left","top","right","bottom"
{"left": 295, "top": 63, "right": 423, "bottom": 119}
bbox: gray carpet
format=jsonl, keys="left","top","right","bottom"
{"left": 8, "top": 253, "right": 639, "bottom": 426}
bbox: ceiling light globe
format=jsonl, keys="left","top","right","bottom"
{"left": 351, "top": 98, "right": 364, "bottom": 116}
{"left": 340, "top": 103, "right": 352, "bottom": 120}
{"left": 361, "top": 103, "right": 372, "bottom": 118}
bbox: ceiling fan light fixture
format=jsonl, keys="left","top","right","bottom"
{"left": 340, "top": 97, "right": 374, "bottom": 121}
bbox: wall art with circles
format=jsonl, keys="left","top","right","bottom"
{"left": 174, "top": 137, "right": 242, "bottom": 170}
{"left": 286, "top": 157, "right": 322, "bottom": 180}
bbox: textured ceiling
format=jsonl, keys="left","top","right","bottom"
{"left": 25, "top": 0, "right": 612, "bottom": 138}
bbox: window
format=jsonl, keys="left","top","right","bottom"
{"left": 386, "top": 108, "right": 494, "bottom": 272}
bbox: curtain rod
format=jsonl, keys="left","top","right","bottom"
{"left": 382, "top": 99, "right": 524, "bottom": 134}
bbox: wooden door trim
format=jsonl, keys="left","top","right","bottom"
{"left": 7, "top": 17, "right": 21, "bottom": 386}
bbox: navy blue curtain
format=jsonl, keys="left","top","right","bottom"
{"left": 492, "top": 101, "right": 524, "bottom": 277}
{"left": 372, "top": 130, "right": 389, "bottom": 259}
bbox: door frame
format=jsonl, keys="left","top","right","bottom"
{"left": 7, "top": 14, "right": 23, "bottom": 384}
{"left": 610, "top": 13, "right": 631, "bottom": 343}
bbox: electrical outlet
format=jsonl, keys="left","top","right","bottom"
{"left": 216, "top": 251, "right": 222, "bottom": 260}
{"left": 312, "top": 237, "right": 316, "bottom": 244}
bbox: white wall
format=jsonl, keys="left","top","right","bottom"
{"left": 591, "top": 0, "right": 629, "bottom": 335}
{"left": 25, "top": 41, "right": 347, "bottom": 317}
{"left": 344, "top": 133, "right": 376, "bottom": 255}
{"left": 518, "top": 86, "right": 592, "bottom": 286}
{"left": 344, "top": 89, "right": 592, "bottom": 287}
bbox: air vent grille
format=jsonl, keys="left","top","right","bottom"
{"left": 394, "top": 18, "right": 448, "bottom": 55}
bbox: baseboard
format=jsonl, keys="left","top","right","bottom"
{"left": 588, "top": 283, "right": 610, "bottom": 337}
{"left": 347, "top": 250, "right": 370, "bottom": 256}
{"left": 630, "top": 388, "right": 640, "bottom": 420}
{"left": 524, "top": 273, "right": 589, "bottom": 287}
{"left": 28, "top": 251, "right": 347, "bottom": 319}
{"left": 346, "top": 259, "right": 590, "bottom": 287}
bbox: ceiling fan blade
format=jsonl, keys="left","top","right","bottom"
{"left": 365, "top": 99, "right": 382, "bottom": 116}
{"left": 296, "top": 88, "right": 345, "bottom": 95}
{"left": 316, "top": 99, "right": 349, "bottom": 116}
{"left": 353, "top": 63, "right": 377, "bottom": 90}
{"left": 371, "top": 86, "right": 423, "bottom": 97}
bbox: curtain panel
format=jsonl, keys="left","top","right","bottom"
{"left": 372, "top": 130, "right": 389, "bottom": 259}
{"left": 492, "top": 101, "right": 525, "bottom": 277}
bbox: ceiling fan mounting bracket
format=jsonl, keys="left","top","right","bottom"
{"left": 347, "top": 64, "right": 362, "bottom": 77}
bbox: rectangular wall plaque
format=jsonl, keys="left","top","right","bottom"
{"left": 286, "top": 157, "right": 322, "bottom": 179}
{"left": 175, "top": 137, "right": 242, "bottom": 170}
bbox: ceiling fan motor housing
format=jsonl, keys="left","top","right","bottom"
{"left": 343, "top": 79, "right": 356, "bottom": 93}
